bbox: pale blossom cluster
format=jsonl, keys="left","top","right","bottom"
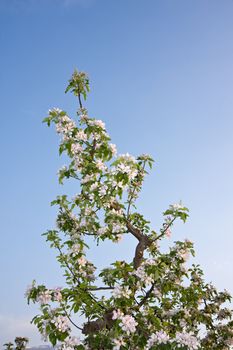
{"left": 35, "top": 288, "right": 64, "bottom": 305}
{"left": 71, "top": 143, "right": 83, "bottom": 155}
{"left": 95, "top": 159, "right": 107, "bottom": 171}
{"left": 118, "top": 153, "right": 136, "bottom": 163}
{"left": 112, "top": 309, "right": 124, "bottom": 320}
{"left": 98, "top": 183, "right": 108, "bottom": 196}
{"left": 173, "top": 242, "right": 191, "bottom": 262}
{"left": 134, "top": 265, "right": 153, "bottom": 286}
{"left": 48, "top": 107, "right": 63, "bottom": 114}
{"left": 164, "top": 226, "right": 172, "bottom": 238}
{"left": 89, "top": 119, "right": 105, "bottom": 129}
{"left": 51, "top": 315, "right": 70, "bottom": 333}
{"left": 176, "top": 248, "right": 190, "bottom": 262}
{"left": 56, "top": 210, "right": 80, "bottom": 234}
{"left": 175, "top": 331, "right": 200, "bottom": 350}
{"left": 109, "top": 143, "right": 117, "bottom": 155}
{"left": 146, "top": 330, "right": 170, "bottom": 349}
{"left": 76, "top": 256, "right": 96, "bottom": 279}
{"left": 169, "top": 202, "right": 184, "bottom": 211}
{"left": 60, "top": 336, "right": 81, "bottom": 350}
{"left": 76, "top": 129, "right": 87, "bottom": 142}
{"left": 112, "top": 309, "right": 138, "bottom": 335}
{"left": 81, "top": 173, "right": 96, "bottom": 184}
{"left": 68, "top": 243, "right": 81, "bottom": 257}
{"left": 53, "top": 287, "right": 63, "bottom": 302}
{"left": 77, "top": 256, "right": 87, "bottom": 267}
{"left": 111, "top": 222, "right": 125, "bottom": 234}
{"left": 116, "top": 163, "right": 138, "bottom": 180}
{"left": 37, "top": 290, "right": 52, "bottom": 305}
{"left": 145, "top": 331, "right": 199, "bottom": 350}
{"left": 112, "top": 285, "right": 131, "bottom": 299}
{"left": 119, "top": 314, "right": 138, "bottom": 335}
{"left": 41, "top": 320, "right": 49, "bottom": 341}
{"left": 56, "top": 115, "right": 76, "bottom": 139}
{"left": 133, "top": 258, "right": 157, "bottom": 287}
{"left": 162, "top": 308, "right": 179, "bottom": 318}
{"left": 112, "top": 337, "right": 126, "bottom": 350}
{"left": 97, "top": 226, "right": 108, "bottom": 236}
{"left": 90, "top": 182, "right": 99, "bottom": 192}
{"left": 152, "top": 287, "right": 162, "bottom": 298}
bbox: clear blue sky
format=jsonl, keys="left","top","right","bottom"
{"left": 1, "top": 0, "right": 233, "bottom": 346}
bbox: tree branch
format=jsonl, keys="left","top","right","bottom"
{"left": 126, "top": 160, "right": 146, "bottom": 218}
{"left": 138, "top": 282, "right": 156, "bottom": 307}
{"left": 62, "top": 305, "right": 83, "bottom": 331}
{"left": 133, "top": 236, "right": 151, "bottom": 269}
{"left": 126, "top": 220, "right": 152, "bottom": 269}
{"left": 82, "top": 310, "right": 114, "bottom": 335}
{"left": 56, "top": 245, "right": 106, "bottom": 310}
{"left": 78, "top": 93, "right": 83, "bottom": 109}
{"left": 87, "top": 286, "right": 114, "bottom": 291}
{"left": 154, "top": 217, "right": 176, "bottom": 241}
{"left": 126, "top": 221, "right": 143, "bottom": 241}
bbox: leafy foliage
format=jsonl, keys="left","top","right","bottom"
{"left": 26, "top": 70, "right": 233, "bottom": 350}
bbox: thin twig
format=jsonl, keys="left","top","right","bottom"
{"left": 62, "top": 306, "right": 83, "bottom": 331}
{"left": 87, "top": 286, "right": 114, "bottom": 291}
{"left": 78, "top": 93, "right": 83, "bottom": 109}
{"left": 126, "top": 160, "right": 146, "bottom": 218}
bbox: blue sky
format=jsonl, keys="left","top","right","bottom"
{"left": 1, "top": 0, "right": 233, "bottom": 345}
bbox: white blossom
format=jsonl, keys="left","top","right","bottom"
{"left": 76, "top": 130, "right": 87, "bottom": 142}
{"left": 89, "top": 119, "right": 105, "bottom": 129}
{"left": 56, "top": 115, "right": 76, "bottom": 136}
{"left": 71, "top": 143, "right": 83, "bottom": 155}
{"left": 112, "top": 285, "right": 131, "bottom": 299}
{"left": 77, "top": 256, "right": 87, "bottom": 267}
{"left": 98, "top": 184, "right": 108, "bottom": 196}
{"left": 134, "top": 266, "right": 153, "bottom": 286}
{"left": 60, "top": 336, "right": 81, "bottom": 350}
{"left": 69, "top": 243, "right": 81, "bottom": 257}
{"left": 112, "top": 309, "right": 124, "bottom": 320}
{"left": 153, "top": 287, "right": 162, "bottom": 298}
{"left": 109, "top": 143, "right": 117, "bottom": 155}
{"left": 81, "top": 174, "right": 95, "bottom": 184}
{"left": 52, "top": 315, "right": 70, "bottom": 332}
{"left": 97, "top": 226, "right": 108, "bottom": 236}
{"left": 49, "top": 107, "right": 63, "bottom": 115}
{"left": 53, "top": 287, "right": 62, "bottom": 302}
{"left": 37, "top": 290, "right": 52, "bottom": 305}
{"left": 119, "top": 315, "right": 138, "bottom": 334}
{"left": 112, "top": 223, "right": 125, "bottom": 233}
{"left": 169, "top": 202, "right": 183, "bottom": 211}
{"left": 80, "top": 114, "right": 89, "bottom": 121}
{"left": 84, "top": 206, "right": 92, "bottom": 215}
{"left": 96, "top": 160, "right": 107, "bottom": 171}
{"left": 90, "top": 182, "right": 98, "bottom": 191}
{"left": 146, "top": 331, "right": 170, "bottom": 349}
{"left": 118, "top": 153, "right": 136, "bottom": 163}
{"left": 112, "top": 337, "right": 126, "bottom": 350}
{"left": 175, "top": 331, "right": 200, "bottom": 350}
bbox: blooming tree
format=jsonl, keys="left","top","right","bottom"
{"left": 3, "top": 337, "right": 29, "bottom": 350}
{"left": 14, "top": 337, "right": 29, "bottom": 350}
{"left": 26, "top": 70, "right": 233, "bottom": 349}
{"left": 3, "top": 343, "right": 14, "bottom": 350}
